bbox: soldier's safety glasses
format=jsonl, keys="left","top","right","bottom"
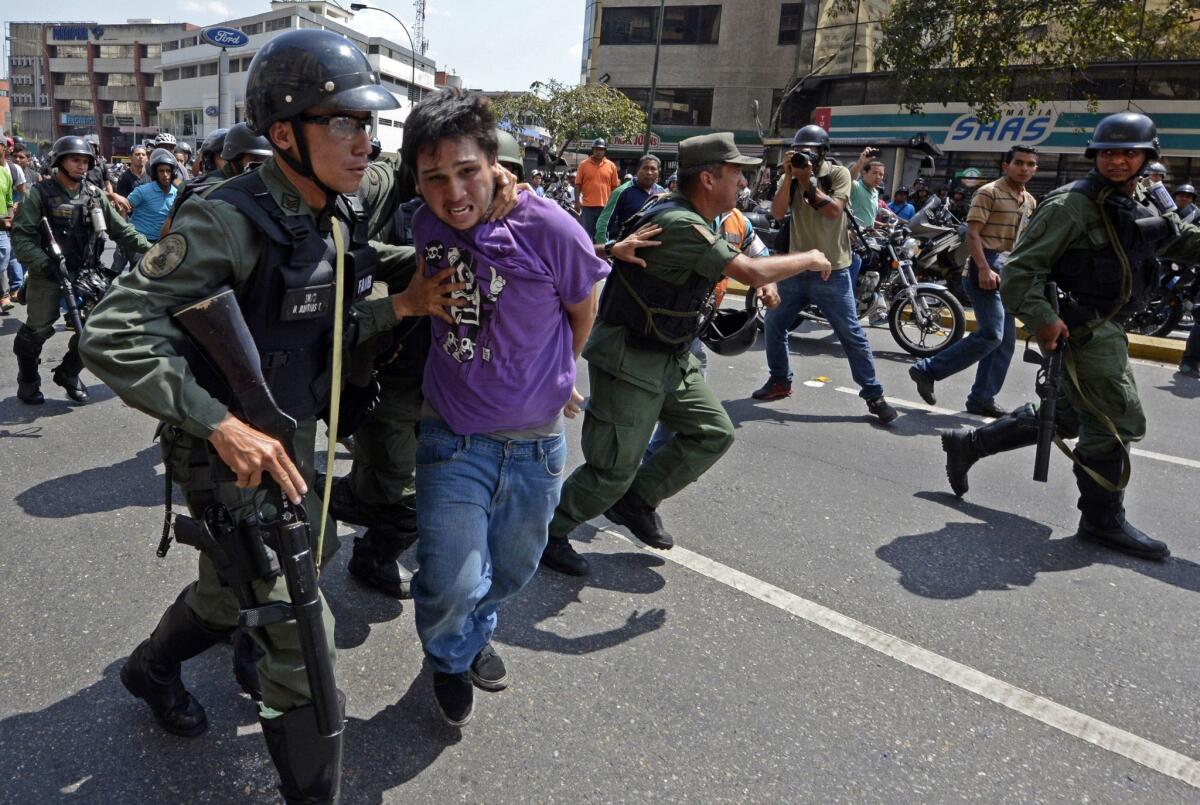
{"left": 298, "top": 114, "right": 373, "bottom": 141}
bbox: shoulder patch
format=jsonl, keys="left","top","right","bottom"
{"left": 691, "top": 223, "right": 718, "bottom": 245}
{"left": 139, "top": 233, "right": 189, "bottom": 279}
{"left": 280, "top": 192, "right": 301, "bottom": 214}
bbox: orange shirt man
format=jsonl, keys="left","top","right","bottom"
{"left": 575, "top": 138, "right": 621, "bottom": 239}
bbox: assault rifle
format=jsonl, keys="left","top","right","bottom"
{"left": 1023, "top": 282, "right": 1066, "bottom": 482}
{"left": 172, "top": 288, "right": 342, "bottom": 738}
{"left": 39, "top": 218, "right": 86, "bottom": 334}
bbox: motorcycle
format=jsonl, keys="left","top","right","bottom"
{"left": 745, "top": 205, "right": 966, "bottom": 357}
{"left": 1125, "top": 260, "right": 1198, "bottom": 338}
{"left": 908, "top": 196, "right": 971, "bottom": 304}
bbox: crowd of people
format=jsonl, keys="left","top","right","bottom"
{"left": 4, "top": 27, "right": 1200, "bottom": 804}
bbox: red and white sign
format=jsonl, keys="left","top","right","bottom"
{"left": 813, "top": 107, "right": 832, "bottom": 131}
{"left": 609, "top": 132, "right": 661, "bottom": 147}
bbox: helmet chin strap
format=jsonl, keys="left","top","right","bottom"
{"left": 275, "top": 118, "right": 339, "bottom": 221}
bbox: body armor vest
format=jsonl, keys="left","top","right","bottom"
{"left": 1050, "top": 175, "right": 1172, "bottom": 322}
{"left": 37, "top": 178, "right": 99, "bottom": 273}
{"left": 186, "top": 170, "right": 378, "bottom": 422}
{"left": 598, "top": 196, "right": 718, "bottom": 353}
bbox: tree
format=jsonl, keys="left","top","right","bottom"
{"left": 853, "top": 0, "right": 1200, "bottom": 120}
{"left": 491, "top": 79, "right": 646, "bottom": 160}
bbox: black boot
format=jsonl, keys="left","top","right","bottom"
{"left": 13, "top": 325, "right": 44, "bottom": 405}
{"left": 1073, "top": 454, "right": 1169, "bottom": 560}
{"left": 52, "top": 334, "right": 88, "bottom": 403}
{"left": 940, "top": 403, "right": 1039, "bottom": 497}
{"left": 260, "top": 694, "right": 345, "bottom": 805}
{"left": 319, "top": 474, "right": 379, "bottom": 528}
{"left": 231, "top": 628, "right": 264, "bottom": 701}
{"left": 347, "top": 525, "right": 417, "bottom": 599}
{"left": 605, "top": 489, "right": 674, "bottom": 550}
{"left": 120, "top": 590, "right": 230, "bottom": 737}
{"left": 540, "top": 536, "right": 590, "bottom": 576}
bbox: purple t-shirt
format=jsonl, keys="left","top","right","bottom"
{"left": 413, "top": 192, "right": 610, "bottom": 435}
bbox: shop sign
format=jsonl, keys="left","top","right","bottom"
{"left": 200, "top": 27, "right": 251, "bottom": 48}
{"left": 946, "top": 111, "right": 1057, "bottom": 151}
{"left": 610, "top": 132, "right": 661, "bottom": 147}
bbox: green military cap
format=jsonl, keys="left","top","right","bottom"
{"left": 678, "top": 132, "right": 761, "bottom": 170}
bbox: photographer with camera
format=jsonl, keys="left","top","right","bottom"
{"left": 751, "top": 126, "right": 897, "bottom": 424}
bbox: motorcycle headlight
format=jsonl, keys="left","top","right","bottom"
{"left": 900, "top": 237, "right": 921, "bottom": 259}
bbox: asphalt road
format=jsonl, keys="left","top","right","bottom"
{"left": 1, "top": 308, "right": 1198, "bottom": 804}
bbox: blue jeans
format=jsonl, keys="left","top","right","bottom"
{"left": 764, "top": 267, "right": 884, "bottom": 400}
{"left": 0, "top": 231, "right": 11, "bottom": 297}
{"left": 645, "top": 338, "right": 708, "bottom": 459}
{"left": 912, "top": 251, "right": 1015, "bottom": 408}
{"left": 581, "top": 206, "right": 603, "bottom": 240}
{"left": 412, "top": 422, "right": 567, "bottom": 674}
{"left": 848, "top": 251, "right": 862, "bottom": 295}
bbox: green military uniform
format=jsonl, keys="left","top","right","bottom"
{"left": 548, "top": 192, "right": 740, "bottom": 541}
{"left": 80, "top": 158, "right": 399, "bottom": 711}
{"left": 1001, "top": 175, "right": 1200, "bottom": 463}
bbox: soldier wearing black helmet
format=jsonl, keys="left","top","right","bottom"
{"left": 10, "top": 135, "right": 151, "bottom": 405}
{"left": 941, "top": 111, "right": 1200, "bottom": 560}
{"left": 160, "top": 123, "right": 274, "bottom": 236}
{"left": 79, "top": 30, "right": 457, "bottom": 802}
{"left": 1175, "top": 183, "right": 1197, "bottom": 225}
{"left": 197, "top": 127, "right": 229, "bottom": 177}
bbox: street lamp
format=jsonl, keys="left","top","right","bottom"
{"left": 348, "top": 4, "right": 419, "bottom": 104}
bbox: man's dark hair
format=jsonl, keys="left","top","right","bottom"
{"left": 130, "top": 144, "right": 147, "bottom": 155}
{"left": 1003, "top": 145, "right": 1038, "bottom": 165}
{"left": 678, "top": 162, "right": 721, "bottom": 194}
{"left": 864, "top": 159, "right": 885, "bottom": 173}
{"left": 401, "top": 88, "right": 497, "bottom": 177}
{"left": 11, "top": 141, "right": 28, "bottom": 155}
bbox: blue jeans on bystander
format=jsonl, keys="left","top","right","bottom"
{"left": 413, "top": 421, "right": 567, "bottom": 674}
{"left": 764, "top": 267, "right": 884, "bottom": 400}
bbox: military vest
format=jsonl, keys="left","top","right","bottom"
{"left": 598, "top": 196, "right": 718, "bottom": 353}
{"left": 1049, "top": 175, "right": 1172, "bottom": 321}
{"left": 187, "top": 170, "right": 378, "bottom": 422}
{"left": 37, "top": 177, "right": 100, "bottom": 273}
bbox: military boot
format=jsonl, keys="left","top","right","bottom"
{"left": 348, "top": 525, "right": 417, "bottom": 599}
{"left": 52, "top": 334, "right": 89, "bottom": 403}
{"left": 121, "top": 590, "right": 230, "bottom": 737}
{"left": 260, "top": 694, "right": 345, "bottom": 805}
{"left": 1073, "top": 454, "right": 1169, "bottom": 560}
{"left": 231, "top": 628, "right": 264, "bottom": 701}
{"left": 940, "top": 403, "right": 1039, "bottom": 497}
{"left": 317, "top": 473, "right": 379, "bottom": 528}
{"left": 605, "top": 489, "right": 674, "bottom": 550}
{"left": 13, "top": 325, "right": 44, "bottom": 405}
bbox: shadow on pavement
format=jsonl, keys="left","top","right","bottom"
{"left": 15, "top": 444, "right": 165, "bottom": 517}
{"left": 1157, "top": 375, "right": 1200, "bottom": 400}
{"left": 722, "top": 396, "right": 978, "bottom": 436}
{"left": 876, "top": 491, "right": 1200, "bottom": 599}
{"left": 324, "top": 566, "right": 405, "bottom": 651}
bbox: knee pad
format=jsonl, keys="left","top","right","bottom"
{"left": 13, "top": 325, "right": 48, "bottom": 360}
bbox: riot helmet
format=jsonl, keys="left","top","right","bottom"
{"left": 199, "top": 127, "right": 229, "bottom": 172}
{"left": 1084, "top": 112, "right": 1159, "bottom": 159}
{"left": 174, "top": 140, "right": 194, "bottom": 156}
{"left": 496, "top": 128, "right": 524, "bottom": 182}
{"left": 1145, "top": 161, "right": 1167, "bottom": 179}
{"left": 220, "top": 122, "right": 272, "bottom": 161}
{"left": 1175, "top": 183, "right": 1196, "bottom": 198}
{"left": 83, "top": 133, "right": 101, "bottom": 154}
{"left": 791, "top": 124, "right": 830, "bottom": 152}
{"left": 49, "top": 135, "right": 95, "bottom": 170}
{"left": 700, "top": 307, "right": 759, "bottom": 356}
{"left": 591, "top": 137, "right": 607, "bottom": 150}
{"left": 147, "top": 147, "right": 180, "bottom": 184}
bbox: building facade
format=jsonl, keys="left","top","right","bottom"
{"left": 581, "top": 0, "right": 1199, "bottom": 187}
{"left": 157, "top": 1, "right": 437, "bottom": 155}
{"left": 6, "top": 20, "right": 196, "bottom": 155}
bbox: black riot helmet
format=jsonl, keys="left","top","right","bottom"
{"left": 1175, "top": 183, "right": 1196, "bottom": 199}
{"left": 220, "top": 122, "right": 272, "bottom": 161}
{"left": 147, "top": 147, "right": 180, "bottom": 181}
{"left": 244, "top": 29, "right": 398, "bottom": 136}
{"left": 199, "top": 127, "right": 229, "bottom": 172}
{"left": 174, "top": 139, "right": 194, "bottom": 157}
{"left": 791, "top": 124, "right": 831, "bottom": 152}
{"left": 49, "top": 135, "right": 95, "bottom": 170}
{"left": 700, "top": 307, "right": 760, "bottom": 356}
{"left": 1085, "top": 112, "right": 1160, "bottom": 160}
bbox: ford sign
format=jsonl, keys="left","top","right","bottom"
{"left": 200, "top": 26, "right": 250, "bottom": 48}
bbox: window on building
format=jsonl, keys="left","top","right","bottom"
{"left": 162, "top": 68, "right": 180, "bottom": 82}
{"left": 181, "top": 36, "right": 199, "bottom": 47}
{"left": 162, "top": 40, "right": 179, "bottom": 52}
{"left": 620, "top": 87, "right": 713, "bottom": 126}
{"left": 265, "top": 17, "right": 292, "bottom": 32}
{"left": 144, "top": 44, "right": 162, "bottom": 58}
{"left": 144, "top": 72, "right": 160, "bottom": 86}
{"left": 98, "top": 45, "right": 136, "bottom": 59}
{"left": 180, "top": 65, "right": 197, "bottom": 79}
{"left": 61, "top": 99, "right": 93, "bottom": 113}
{"left": 368, "top": 45, "right": 380, "bottom": 54}
{"left": 241, "top": 22, "right": 264, "bottom": 35}
{"left": 103, "top": 73, "right": 138, "bottom": 86}
{"left": 661, "top": 5, "right": 720, "bottom": 44}
{"left": 112, "top": 100, "right": 140, "bottom": 116}
{"left": 199, "top": 62, "right": 218, "bottom": 77}
{"left": 56, "top": 73, "right": 91, "bottom": 86}
{"left": 53, "top": 45, "right": 89, "bottom": 58}
{"left": 600, "top": 7, "right": 657, "bottom": 44}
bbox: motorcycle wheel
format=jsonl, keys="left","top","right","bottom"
{"left": 1125, "top": 295, "right": 1183, "bottom": 338}
{"left": 888, "top": 287, "right": 965, "bottom": 357}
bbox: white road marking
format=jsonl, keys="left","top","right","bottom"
{"left": 599, "top": 528, "right": 1200, "bottom": 789}
{"left": 832, "top": 386, "right": 1200, "bottom": 470}
{"left": 236, "top": 722, "right": 263, "bottom": 736}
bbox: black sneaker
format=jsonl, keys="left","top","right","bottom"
{"left": 866, "top": 397, "right": 898, "bottom": 424}
{"left": 750, "top": 378, "right": 792, "bottom": 401}
{"left": 908, "top": 365, "right": 936, "bottom": 405}
{"left": 432, "top": 671, "right": 474, "bottom": 726}
{"left": 965, "top": 400, "right": 1008, "bottom": 419}
{"left": 470, "top": 644, "right": 508, "bottom": 691}
{"left": 540, "top": 537, "right": 590, "bottom": 576}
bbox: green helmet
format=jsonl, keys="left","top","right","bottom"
{"left": 496, "top": 128, "right": 524, "bottom": 182}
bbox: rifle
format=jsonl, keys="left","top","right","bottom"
{"left": 39, "top": 218, "right": 85, "bottom": 334}
{"left": 1023, "top": 282, "right": 1066, "bottom": 482}
{"left": 172, "top": 287, "right": 342, "bottom": 738}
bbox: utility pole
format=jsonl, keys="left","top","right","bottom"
{"left": 643, "top": 0, "right": 665, "bottom": 156}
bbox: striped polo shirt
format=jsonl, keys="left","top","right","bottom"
{"left": 966, "top": 176, "right": 1036, "bottom": 252}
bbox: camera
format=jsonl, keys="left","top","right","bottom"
{"left": 790, "top": 149, "right": 819, "bottom": 169}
